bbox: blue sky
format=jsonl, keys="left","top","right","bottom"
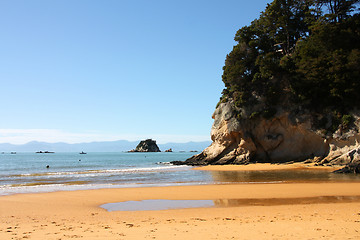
{"left": 0, "top": 0, "right": 271, "bottom": 144}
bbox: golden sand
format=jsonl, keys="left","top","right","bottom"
{"left": 1, "top": 164, "right": 359, "bottom": 239}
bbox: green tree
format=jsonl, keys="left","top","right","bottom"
{"left": 222, "top": 0, "right": 313, "bottom": 109}
{"left": 292, "top": 13, "right": 360, "bottom": 110}
{"left": 317, "top": 0, "right": 360, "bottom": 22}
{"left": 221, "top": 0, "right": 360, "bottom": 124}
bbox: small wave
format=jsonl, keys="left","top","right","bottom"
{"left": 0, "top": 181, "right": 209, "bottom": 196}
{"left": 216, "top": 181, "right": 285, "bottom": 185}
{"left": 5, "top": 165, "right": 190, "bottom": 178}
{"left": 9, "top": 180, "right": 91, "bottom": 188}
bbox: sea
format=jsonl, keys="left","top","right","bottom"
{"left": 0, "top": 152, "right": 212, "bottom": 196}
{"left": 1, "top": 152, "right": 360, "bottom": 196}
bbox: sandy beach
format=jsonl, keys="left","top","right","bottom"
{"left": 1, "top": 165, "right": 360, "bottom": 240}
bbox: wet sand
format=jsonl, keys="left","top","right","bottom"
{"left": 1, "top": 181, "right": 360, "bottom": 239}
{"left": 194, "top": 162, "right": 342, "bottom": 172}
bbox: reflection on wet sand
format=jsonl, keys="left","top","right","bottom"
{"left": 101, "top": 195, "right": 360, "bottom": 211}
{"left": 214, "top": 195, "right": 360, "bottom": 207}
{"left": 209, "top": 169, "right": 360, "bottom": 183}
{"left": 100, "top": 168, "right": 360, "bottom": 212}
{"left": 101, "top": 199, "right": 215, "bottom": 211}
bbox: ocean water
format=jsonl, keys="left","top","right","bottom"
{"left": 0, "top": 152, "right": 213, "bottom": 196}
{"left": 1, "top": 152, "right": 360, "bottom": 196}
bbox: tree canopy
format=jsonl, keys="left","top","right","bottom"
{"left": 221, "top": 0, "right": 360, "bottom": 125}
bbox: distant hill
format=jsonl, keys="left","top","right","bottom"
{"left": 0, "top": 140, "right": 211, "bottom": 153}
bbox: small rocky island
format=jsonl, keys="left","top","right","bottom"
{"left": 129, "top": 139, "right": 161, "bottom": 152}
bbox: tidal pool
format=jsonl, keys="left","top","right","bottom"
{"left": 101, "top": 199, "right": 214, "bottom": 211}
{"left": 101, "top": 196, "right": 360, "bottom": 211}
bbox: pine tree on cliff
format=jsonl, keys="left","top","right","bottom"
{"left": 221, "top": 0, "right": 360, "bottom": 129}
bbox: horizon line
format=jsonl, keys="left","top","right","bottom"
{"left": 0, "top": 139, "right": 212, "bottom": 146}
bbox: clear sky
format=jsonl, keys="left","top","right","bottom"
{"left": 0, "top": 0, "right": 271, "bottom": 144}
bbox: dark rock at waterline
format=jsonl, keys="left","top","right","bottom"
{"left": 334, "top": 161, "right": 360, "bottom": 174}
{"left": 171, "top": 151, "right": 248, "bottom": 166}
{"left": 170, "top": 161, "right": 186, "bottom": 165}
{"left": 171, "top": 152, "right": 208, "bottom": 166}
{"left": 333, "top": 148, "right": 360, "bottom": 174}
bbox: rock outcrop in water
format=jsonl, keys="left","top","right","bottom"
{"left": 172, "top": 100, "right": 360, "bottom": 168}
{"left": 129, "top": 139, "right": 161, "bottom": 152}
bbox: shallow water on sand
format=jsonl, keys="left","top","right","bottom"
{"left": 208, "top": 168, "right": 360, "bottom": 183}
{"left": 101, "top": 196, "right": 360, "bottom": 211}
{"left": 1, "top": 152, "right": 360, "bottom": 195}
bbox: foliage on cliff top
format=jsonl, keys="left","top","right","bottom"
{"left": 222, "top": 0, "right": 360, "bottom": 119}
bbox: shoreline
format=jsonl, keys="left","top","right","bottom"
{"left": 1, "top": 182, "right": 360, "bottom": 239}
{"left": 0, "top": 162, "right": 348, "bottom": 197}
{"left": 193, "top": 162, "right": 342, "bottom": 172}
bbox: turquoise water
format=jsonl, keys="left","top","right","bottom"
{"left": 1, "top": 152, "right": 360, "bottom": 196}
{"left": 0, "top": 152, "right": 213, "bottom": 195}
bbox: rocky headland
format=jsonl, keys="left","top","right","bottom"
{"left": 172, "top": 1, "right": 360, "bottom": 173}
{"left": 129, "top": 139, "right": 161, "bottom": 152}
{"left": 174, "top": 100, "right": 360, "bottom": 172}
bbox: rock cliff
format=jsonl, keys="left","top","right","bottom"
{"left": 165, "top": 0, "right": 360, "bottom": 172}
{"left": 169, "top": 1, "right": 360, "bottom": 170}
{"left": 176, "top": 100, "right": 360, "bottom": 167}
{"left": 129, "top": 139, "right": 161, "bottom": 152}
